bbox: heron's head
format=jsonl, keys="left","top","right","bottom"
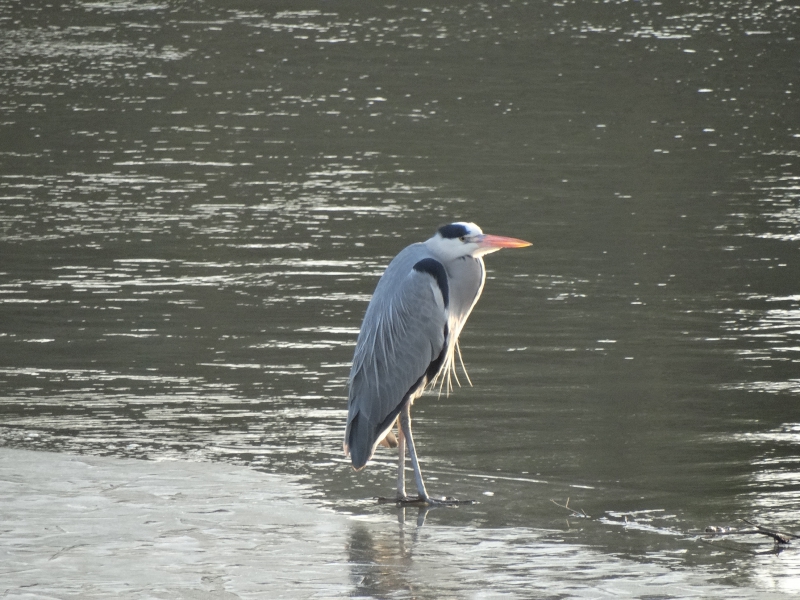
{"left": 427, "top": 222, "right": 531, "bottom": 260}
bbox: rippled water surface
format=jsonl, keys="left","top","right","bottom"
{"left": 2, "top": 1, "right": 800, "bottom": 597}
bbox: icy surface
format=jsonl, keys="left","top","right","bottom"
{"left": 0, "top": 449, "right": 349, "bottom": 598}
{"left": 2, "top": 449, "right": 795, "bottom": 599}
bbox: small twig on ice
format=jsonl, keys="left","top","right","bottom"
{"left": 704, "top": 520, "right": 798, "bottom": 545}
{"left": 741, "top": 519, "right": 797, "bottom": 545}
{"left": 550, "top": 497, "right": 590, "bottom": 519}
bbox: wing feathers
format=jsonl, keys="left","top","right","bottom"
{"left": 344, "top": 248, "right": 449, "bottom": 467}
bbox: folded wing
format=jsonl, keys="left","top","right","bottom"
{"left": 344, "top": 247, "right": 449, "bottom": 469}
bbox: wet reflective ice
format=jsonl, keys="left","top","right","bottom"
{"left": 2, "top": 1, "right": 800, "bottom": 597}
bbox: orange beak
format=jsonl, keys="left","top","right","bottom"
{"left": 478, "top": 234, "right": 532, "bottom": 249}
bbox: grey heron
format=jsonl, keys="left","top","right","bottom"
{"left": 343, "top": 222, "right": 531, "bottom": 504}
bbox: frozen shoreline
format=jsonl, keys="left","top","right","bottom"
{"left": 0, "top": 448, "right": 351, "bottom": 598}
{"left": 1, "top": 448, "right": 792, "bottom": 599}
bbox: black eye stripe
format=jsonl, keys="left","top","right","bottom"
{"left": 437, "top": 223, "right": 469, "bottom": 239}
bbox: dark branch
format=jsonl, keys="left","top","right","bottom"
{"left": 704, "top": 520, "right": 797, "bottom": 545}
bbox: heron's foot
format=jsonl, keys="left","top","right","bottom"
{"left": 376, "top": 495, "right": 426, "bottom": 506}
{"left": 376, "top": 495, "right": 474, "bottom": 506}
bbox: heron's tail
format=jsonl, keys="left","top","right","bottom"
{"left": 344, "top": 412, "right": 373, "bottom": 470}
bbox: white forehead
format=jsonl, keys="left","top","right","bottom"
{"left": 456, "top": 222, "right": 482, "bottom": 236}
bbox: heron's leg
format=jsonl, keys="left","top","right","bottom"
{"left": 399, "top": 403, "right": 429, "bottom": 501}
{"left": 396, "top": 420, "right": 406, "bottom": 500}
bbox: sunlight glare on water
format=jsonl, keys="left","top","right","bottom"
{"left": 1, "top": 0, "right": 800, "bottom": 597}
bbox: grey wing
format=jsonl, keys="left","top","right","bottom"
{"left": 344, "top": 258, "right": 448, "bottom": 469}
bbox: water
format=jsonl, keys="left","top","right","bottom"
{"left": 1, "top": 0, "right": 799, "bottom": 596}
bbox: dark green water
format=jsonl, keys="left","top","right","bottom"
{"left": 1, "top": 1, "right": 799, "bottom": 596}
